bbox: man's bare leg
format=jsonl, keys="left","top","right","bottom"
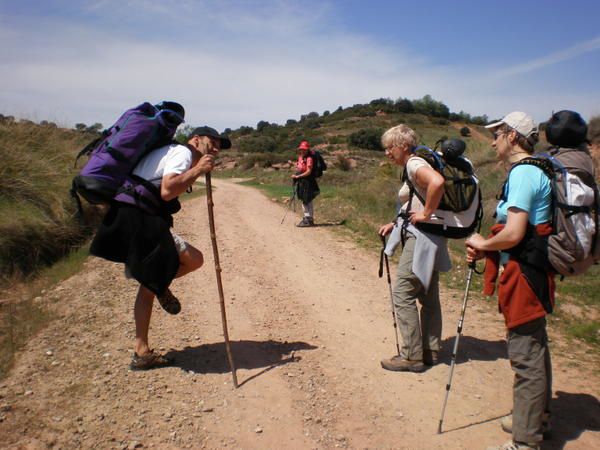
{"left": 134, "top": 285, "right": 154, "bottom": 356}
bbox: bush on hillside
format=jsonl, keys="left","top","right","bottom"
{"left": 238, "top": 126, "right": 254, "bottom": 135}
{"left": 303, "top": 119, "right": 321, "bottom": 129}
{"left": 370, "top": 98, "right": 393, "bottom": 107}
{"left": 460, "top": 126, "right": 471, "bottom": 137}
{"left": 327, "top": 135, "right": 346, "bottom": 145}
{"left": 238, "top": 152, "right": 290, "bottom": 170}
{"left": 348, "top": 128, "right": 384, "bottom": 151}
{"left": 357, "top": 109, "right": 376, "bottom": 117}
{"left": 395, "top": 98, "right": 414, "bottom": 113}
{"left": 238, "top": 135, "right": 278, "bottom": 153}
{"left": 257, "top": 120, "right": 270, "bottom": 132}
{"left": 86, "top": 123, "right": 103, "bottom": 133}
{"left": 413, "top": 95, "right": 450, "bottom": 118}
{"left": 470, "top": 115, "right": 489, "bottom": 126}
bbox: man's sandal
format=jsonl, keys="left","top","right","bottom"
{"left": 157, "top": 288, "right": 181, "bottom": 315}
{"left": 130, "top": 350, "right": 174, "bottom": 371}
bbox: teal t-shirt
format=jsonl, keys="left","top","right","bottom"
{"left": 496, "top": 164, "right": 552, "bottom": 224}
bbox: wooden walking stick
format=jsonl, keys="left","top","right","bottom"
{"left": 205, "top": 173, "right": 238, "bottom": 388}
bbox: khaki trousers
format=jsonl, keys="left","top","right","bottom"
{"left": 392, "top": 233, "right": 442, "bottom": 360}
{"left": 508, "top": 317, "right": 552, "bottom": 444}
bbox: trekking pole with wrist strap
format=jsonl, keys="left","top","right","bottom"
{"left": 437, "top": 261, "right": 476, "bottom": 434}
{"left": 205, "top": 173, "right": 238, "bottom": 388}
{"left": 379, "top": 234, "right": 401, "bottom": 356}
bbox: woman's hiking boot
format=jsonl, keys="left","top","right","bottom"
{"left": 380, "top": 355, "right": 425, "bottom": 372}
{"left": 423, "top": 349, "right": 439, "bottom": 366}
{"left": 157, "top": 288, "right": 181, "bottom": 315}
{"left": 297, "top": 217, "right": 314, "bottom": 227}
{"left": 501, "top": 413, "right": 552, "bottom": 439}
{"left": 130, "top": 350, "right": 174, "bottom": 371}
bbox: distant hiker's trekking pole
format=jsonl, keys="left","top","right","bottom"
{"left": 379, "top": 234, "right": 401, "bottom": 356}
{"left": 205, "top": 173, "right": 238, "bottom": 388}
{"left": 437, "top": 262, "right": 476, "bottom": 434}
{"left": 280, "top": 180, "right": 297, "bottom": 225}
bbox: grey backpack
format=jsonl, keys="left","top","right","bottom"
{"left": 509, "top": 147, "right": 600, "bottom": 276}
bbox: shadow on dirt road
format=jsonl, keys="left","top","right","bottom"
{"left": 167, "top": 339, "right": 317, "bottom": 385}
{"left": 439, "top": 335, "right": 508, "bottom": 364}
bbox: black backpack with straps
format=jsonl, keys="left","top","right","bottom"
{"left": 401, "top": 139, "right": 482, "bottom": 239}
{"left": 310, "top": 150, "right": 327, "bottom": 178}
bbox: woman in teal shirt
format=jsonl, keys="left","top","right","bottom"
{"left": 466, "top": 111, "right": 554, "bottom": 450}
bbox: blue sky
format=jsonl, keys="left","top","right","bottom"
{"left": 1, "top": 0, "right": 599, "bottom": 130}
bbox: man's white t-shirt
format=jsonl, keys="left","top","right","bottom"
{"left": 133, "top": 144, "right": 192, "bottom": 186}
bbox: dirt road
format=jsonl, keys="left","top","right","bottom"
{"left": 1, "top": 179, "right": 599, "bottom": 449}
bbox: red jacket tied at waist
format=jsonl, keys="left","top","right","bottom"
{"left": 483, "top": 222, "right": 555, "bottom": 329}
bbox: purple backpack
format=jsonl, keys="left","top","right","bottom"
{"left": 71, "top": 101, "right": 184, "bottom": 210}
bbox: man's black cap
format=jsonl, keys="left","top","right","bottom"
{"left": 188, "top": 126, "right": 231, "bottom": 149}
{"left": 546, "top": 110, "right": 588, "bottom": 147}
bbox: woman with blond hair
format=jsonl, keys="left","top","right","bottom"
{"left": 378, "top": 124, "right": 450, "bottom": 372}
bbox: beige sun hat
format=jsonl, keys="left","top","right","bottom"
{"left": 485, "top": 111, "right": 538, "bottom": 138}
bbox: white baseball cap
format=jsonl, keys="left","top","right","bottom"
{"left": 485, "top": 111, "right": 538, "bottom": 138}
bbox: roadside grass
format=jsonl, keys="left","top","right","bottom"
{"left": 0, "top": 121, "right": 98, "bottom": 284}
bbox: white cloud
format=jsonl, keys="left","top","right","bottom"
{"left": 496, "top": 35, "right": 600, "bottom": 78}
{"left": 1, "top": 2, "right": 599, "bottom": 131}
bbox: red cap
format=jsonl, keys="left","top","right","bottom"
{"left": 298, "top": 140, "right": 310, "bottom": 150}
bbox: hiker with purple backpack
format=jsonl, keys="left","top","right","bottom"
{"left": 84, "top": 109, "right": 231, "bottom": 370}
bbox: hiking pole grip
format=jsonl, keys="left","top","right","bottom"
{"left": 205, "top": 173, "right": 238, "bottom": 388}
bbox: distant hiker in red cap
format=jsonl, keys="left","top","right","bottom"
{"left": 292, "top": 140, "right": 320, "bottom": 227}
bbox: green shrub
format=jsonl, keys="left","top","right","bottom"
{"left": 256, "top": 120, "right": 270, "bottom": 132}
{"left": 327, "top": 135, "right": 346, "bottom": 145}
{"left": 395, "top": 98, "right": 414, "bottom": 113}
{"left": 238, "top": 135, "right": 278, "bottom": 153}
{"left": 348, "top": 128, "right": 384, "bottom": 151}
{"left": 238, "top": 152, "right": 289, "bottom": 170}
{"left": 460, "top": 126, "right": 471, "bottom": 137}
{"left": 303, "top": 119, "right": 321, "bottom": 129}
{"left": 412, "top": 95, "right": 450, "bottom": 118}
